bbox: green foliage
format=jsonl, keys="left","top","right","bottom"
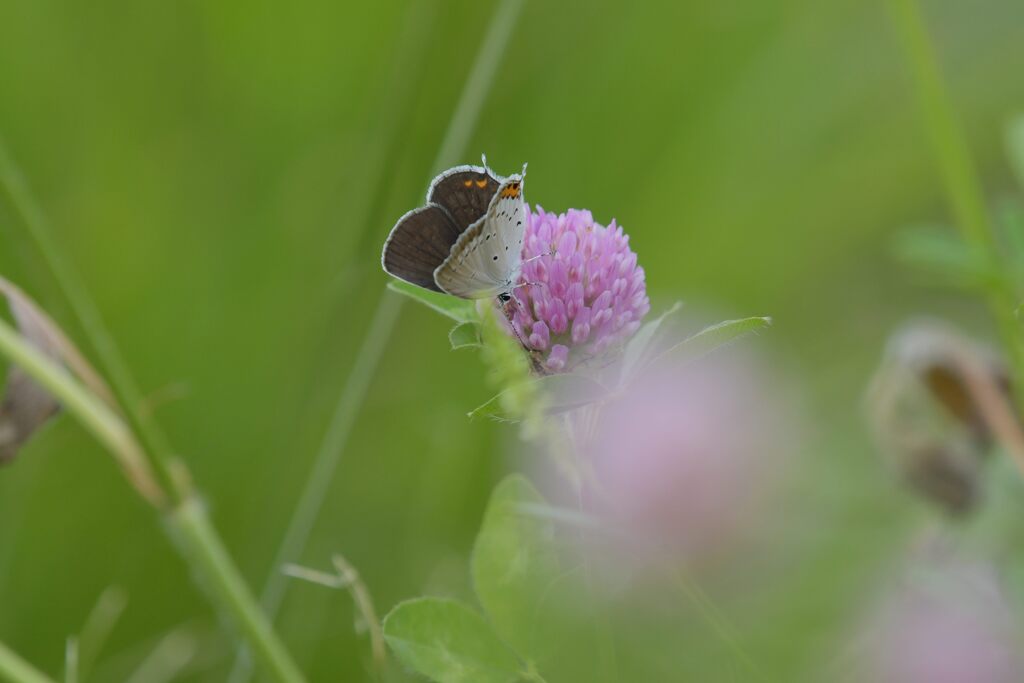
{"left": 4, "top": 0, "right": 1024, "bottom": 679}
{"left": 619, "top": 301, "right": 682, "bottom": 382}
{"left": 467, "top": 373, "right": 607, "bottom": 422}
{"left": 382, "top": 598, "right": 524, "bottom": 683}
{"left": 387, "top": 281, "right": 478, "bottom": 324}
{"left": 477, "top": 306, "right": 546, "bottom": 435}
{"left": 449, "top": 322, "right": 482, "bottom": 350}
{"left": 385, "top": 475, "right": 565, "bottom": 683}
{"left": 471, "top": 476, "right": 562, "bottom": 664}
{"left": 634, "top": 316, "right": 773, "bottom": 376}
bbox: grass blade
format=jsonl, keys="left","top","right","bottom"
{"left": 0, "top": 639, "right": 56, "bottom": 683}
{"left": 234, "top": 2, "right": 528, "bottom": 681}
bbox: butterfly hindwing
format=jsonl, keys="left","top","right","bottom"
{"left": 434, "top": 176, "right": 526, "bottom": 298}
{"left": 381, "top": 204, "right": 461, "bottom": 292}
{"left": 427, "top": 165, "right": 504, "bottom": 232}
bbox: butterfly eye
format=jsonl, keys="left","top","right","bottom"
{"left": 497, "top": 292, "right": 512, "bottom": 304}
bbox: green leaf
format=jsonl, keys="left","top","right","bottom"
{"left": 387, "top": 280, "right": 478, "bottom": 324}
{"left": 466, "top": 391, "right": 515, "bottom": 422}
{"left": 620, "top": 301, "right": 683, "bottom": 382}
{"left": 449, "top": 322, "right": 481, "bottom": 350}
{"left": 472, "top": 476, "right": 562, "bottom": 665}
{"left": 467, "top": 373, "right": 608, "bottom": 422}
{"left": 638, "top": 316, "right": 771, "bottom": 375}
{"left": 383, "top": 597, "right": 524, "bottom": 683}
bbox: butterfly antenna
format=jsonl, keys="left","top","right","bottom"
{"left": 481, "top": 153, "right": 492, "bottom": 177}
{"left": 512, "top": 279, "right": 544, "bottom": 290}
{"left": 520, "top": 161, "right": 528, "bottom": 179}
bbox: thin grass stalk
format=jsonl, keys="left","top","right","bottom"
{"left": 0, "top": 319, "right": 159, "bottom": 500}
{"left": 226, "top": 294, "right": 403, "bottom": 681}
{"left": 281, "top": 555, "right": 387, "bottom": 678}
{"left": 230, "top": 1, "right": 526, "bottom": 678}
{"left": 76, "top": 586, "right": 128, "bottom": 680}
{"left": 121, "top": 628, "right": 195, "bottom": 683}
{"left": 62, "top": 639, "right": 76, "bottom": 683}
{"left": 0, "top": 317, "right": 304, "bottom": 681}
{"left": 0, "top": 640, "right": 55, "bottom": 683}
{"left": 887, "top": 0, "right": 1024, "bottom": 395}
{"left": 0, "top": 141, "right": 186, "bottom": 504}
{"left": 168, "top": 500, "right": 304, "bottom": 682}
{"left": 672, "top": 568, "right": 762, "bottom": 680}
{"left": 253, "top": 293, "right": 402, "bottom": 622}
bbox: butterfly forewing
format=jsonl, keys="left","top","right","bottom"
{"left": 381, "top": 205, "right": 461, "bottom": 292}
{"left": 427, "top": 165, "right": 504, "bottom": 231}
{"left": 433, "top": 176, "right": 526, "bottom": 298}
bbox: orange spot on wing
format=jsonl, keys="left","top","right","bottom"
{"left": 463, "top": 179, "right": 474, "bottom": 187}
{"left": 500, "top": 182, "right": 521, "bottom": 199}
{"left": 475, "top": 179, "right": 488, "bottom": 188}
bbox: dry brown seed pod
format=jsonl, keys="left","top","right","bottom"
{"left": 867, "top": 319, "right": 1024, "bottom": 515}
{"left": 0, "top": 276, "right": 114, "bottom": 463}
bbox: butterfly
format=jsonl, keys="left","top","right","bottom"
{"left": 381, "top": 162, "right": 527, "bottom": 303}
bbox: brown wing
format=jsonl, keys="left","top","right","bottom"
{"left": 381, "top": 205, "right": 461, "bottom": 292}
{"left": 427, "top": 165, "right": 502, "bottom": 231}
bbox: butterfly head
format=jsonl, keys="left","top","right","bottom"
{"left": 499, "top": 179, "right": 523, "bottom": 199}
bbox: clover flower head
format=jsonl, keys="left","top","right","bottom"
{"left": 864, "top": 559, "right": 1022, "bottom": 683}
{"left": 586, "top": 352, "right": 792, "bottom": 562}
{"left": 509, "top": 207, "right": 650, "bottom": 372}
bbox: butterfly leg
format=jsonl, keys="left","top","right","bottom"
{"left": 496, "top": 295, "right": 551, "bottom": 376}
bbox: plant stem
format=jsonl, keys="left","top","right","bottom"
{"left": 887, "top": 0, "right": 1024, "bottom": 389}
{"left": 0, "top": 641, "right": 55, "bottom": 683}
{"left": 0, "top": 318, "right": 305, "bottom": 681}
{"left": 168, "top": 499, "right": 305, "bottom": 683}
{"left": 0, "top": 318, "right": 162, "bottom": 504}
{"left": 255, "top": 293, "right": 403, "bottom": 621}
{"left": 0, "top": 140, "right": 186, "bottom": 504}
{"left": 671, "top": 569, "right": 761, "bottom": 680}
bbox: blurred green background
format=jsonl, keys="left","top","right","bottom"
{"left": 1, "top": 0, "right": 1024, "bottom": 680}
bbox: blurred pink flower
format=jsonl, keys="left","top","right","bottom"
{"left": 862, "top": 559, "right": 1023, "bottom": 683}
{"left": 581, "top": 351, "right": 794, "bottom": 562}
{"left": 509, "top": 207, "right": 650, "bottom": 372}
